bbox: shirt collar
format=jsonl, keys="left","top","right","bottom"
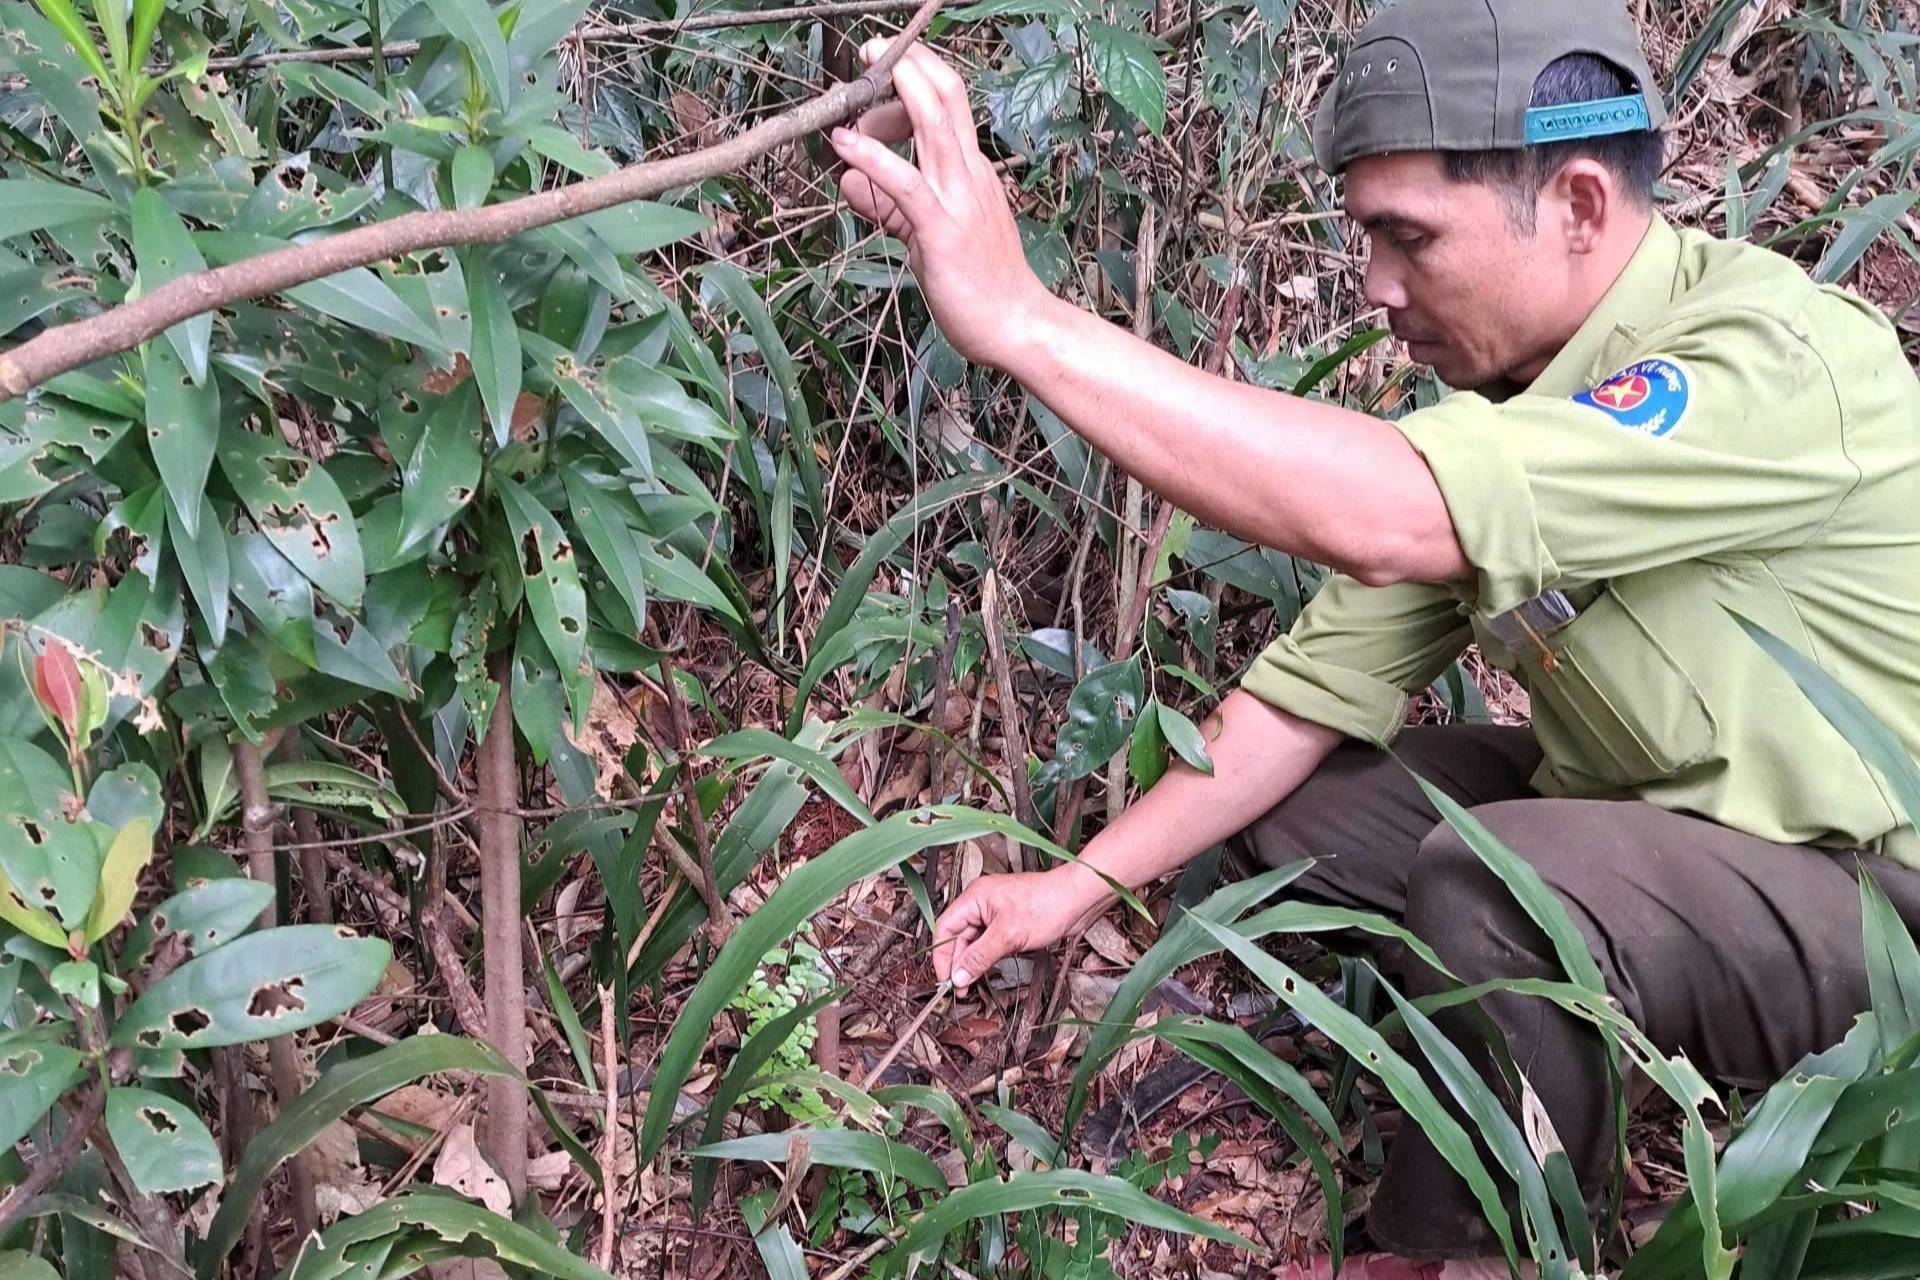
{"left": 1524, "top": 215, "right": 1683, "bottom": 399}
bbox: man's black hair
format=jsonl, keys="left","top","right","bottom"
{"left": 1443, "top": 53, "right": 1666, "bottom": 233}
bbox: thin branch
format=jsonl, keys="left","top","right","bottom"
{"left": 0, "top": 0, "right": 947, "bottom": 401}
{"left": 661, "top": 654, "right": 731, "bottom": 948}
{"left": 980, "top": 568, "right": 1038, "bottom": 867}
{"left": 0, "top": 1084, "right": 107, "bottom": 1238}
{"left": 596, "top": 983, "right": 620, "bottom": 1273}
{"left": 476, "top": 653, "right": 529, "bottom": 1203}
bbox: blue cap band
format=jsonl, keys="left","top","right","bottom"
{"left": 1524, "top": 94, "right": 1653, "bottom": 145}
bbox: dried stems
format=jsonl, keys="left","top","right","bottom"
{"left": 476, "top": 652, "right": 529, "bottom": 1202}
{"left": 0, "top": 0, "right": 948, "bottom": 400}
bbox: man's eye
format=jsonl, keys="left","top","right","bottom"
{"left": 1392, "top": 231, "right": 1427, "bottom": 251}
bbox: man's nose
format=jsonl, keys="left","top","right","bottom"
{"left": 1364, "top": 255, "right": 1409, "bottom": 312}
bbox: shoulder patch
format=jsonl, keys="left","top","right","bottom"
{"left": 1571, "top": 358, "right": 1693, "bottom": 438}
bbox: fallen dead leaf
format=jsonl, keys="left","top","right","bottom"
{"left": 1082, "top": 918, "right": 1137, "bottom": 967}
{"left": 432, "top": 1123, "right": 512, "bottom": 1215}
{"left": 369, "top": 1083, "right": 461, "bottom": 1135}
{"left": 527, "top": 1150, "right": 575, "bottom": 1192}
{"left": 563, "top": 676, "right": 640, "bottom": 800}
{"left": 308, "top": 1118, "right": 381, "bottom": 1222}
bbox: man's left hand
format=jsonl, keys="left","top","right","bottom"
{"left": 831, "top": 40, "right": 1053, "bottom": 370}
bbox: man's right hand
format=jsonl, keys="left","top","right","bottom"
{"left": 931, "top": 866, "right": 1111, "bottom": 993}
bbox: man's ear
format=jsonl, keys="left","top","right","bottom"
{"left": 1551, "top": 158, "right": 1614, "bottom": 255}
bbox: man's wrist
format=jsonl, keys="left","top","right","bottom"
{"left": 990, "top": 289, "right": 1074, "bottom": 381}
{"left": 1049, "top": 857, "right": 1122, "bottom": 913}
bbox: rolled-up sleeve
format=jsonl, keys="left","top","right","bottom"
{"left": 1241, "top": 577, "right": 1472, "bottom": 745}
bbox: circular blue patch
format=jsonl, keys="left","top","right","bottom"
{"left": 1571, "top": 358, "right": 1693, "bottom": 438}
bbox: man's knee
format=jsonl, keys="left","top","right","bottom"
{"left": 1404, "top": 803, "right": 1567, "bottom": 987}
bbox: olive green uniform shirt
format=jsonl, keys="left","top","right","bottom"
{"left": 1242, "top": 216, "right": 1920, "bottom": 866}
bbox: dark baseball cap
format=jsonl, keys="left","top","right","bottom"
{"left": 1310, "top": 0, "right": 1667, "bottom": 176}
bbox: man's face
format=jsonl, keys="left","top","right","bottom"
{"left": 1343, "top": 152, "right": 1576, "bottom": 391}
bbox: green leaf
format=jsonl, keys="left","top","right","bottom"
{"left": 199, "top": 232, "right": 448, "bottom": 357}
{"left": 641, "top": 807, "right": 1067, "bottom": 1161}
{"left": 889, "top": 1169, "right": 1255, "bottom": 1262}
{"left": 397, "top": 382, "right": 483, "bottom": 557}
{"left": 739, "top": 1190, "right": 807, "bottom": 1280}
{"left": 265, "top": 762, "right": 405, "bottom": 823}
{"left": 229, "top": 533, "right": 316, "bottom": 667}
{"left": 120, "top": 878, "right": 274, "bottom": 970}
{"left": 111, "top": 924, "right": 392, "bottom": 1051}
{"left": 0, "top": 1251, "right": 62, "bottom": 1280}
{"left": 204, "top": 1036, "right": 520, "bottom": 1271}
{"left": 218, "top": 427, "right": 366, "bottom": 609}
{"left": 0, "top": 180, "right": 117, "bottom": 241}
{"left": 1127, "top": 699, "right": 1168, "bottom": 792}
{"left": 259, "top": 1192, "right": 612, "bottom": 1280}
{"left": 1862, "top": 868, "right": 1920, "bottom": 1058}
{"left": 701, "top": 1129, "right": 948, "bottom": 1192}
{"left": 496, "top": 475, "right": 587, "bottom": 677}
{"left": 579, "top": 204, "right": 708, "bottom": 256}
{"left": 560, "top": 466, "right": 647, "bottom": 631}
{"left": 451, "top": 145, "right": 495, "bottom": 211}
{"left": 697, "top": 729, "right": 875, "bottom": 827}
{"left": 701, "top": 262, "right": 820, "bottom": 518}
{"left": 143, "top": 340, "right": 219, "bottom": 536}
{"left": 0, "top": 1041, "right": 84, "bottom": 1152}
{"left": 424, "top": 0, "right": 512, "bottom": 109}
{"left": 84, "top": 819, "right": 151, "bottom": 945}
{"left": 635, "top": 537, "right": 737, "bottom": 620}
{"left": 0, "top": 738, "right": 102, "bottom": 932}
{"left": 1157, "top": 703, "right": 1214, "bottom": 776}
{"left": 167, "top": 493, "right": 230, "bottom": 648}
{"left": 131, "top": 188, "right": 212, "bottom": 383}
{"left": 100, "top": 484, "right": 165, "bottom": 586}
{"left": 1196, "top": 917, "right": 1520, "bottom": 1267}
{"left": 105, "top": 1086, "right": 222, "bottom": 1193}
{"left": 1085, "top": 21, "right": 1167, "bottom": 133}
{"left": 1055, "top": 658, "right": 1145, "bottom": 783}
{"left": 49, "top": 959, "right": 98, "bottom": 1006}
{"left": 467, "top": 251, "right": 522, "bottom": 448}
{"left": 511, "top": 616, "right": 567, "bottom": 767}
{"left": 1816, "top": 190, "right": 1920, "bottom": 285}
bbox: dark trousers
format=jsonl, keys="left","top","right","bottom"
{"left": 1225, "top": 726, "right": 1920, "bottom": 1258}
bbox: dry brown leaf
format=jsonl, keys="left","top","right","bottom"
{"left": 563, "top": 676, "right": 639, "bottom": 800}
{"left": 1082, "top": 919, "right": 1138, "bottom": 967}
{"left": 308, "top": 1119, "right": 382, "bottom": 1222}
{"left": 432, "top": 1123, "right": 512, "bottom": 1215}
{"left": 369, "top": 1084, "right": 461, "bottom": 1134}
{"left": 426, "top": 1260, "right": 510, "bottom": 1280}
{"left": 527, "top": 1150, "right": 575, "bottom": 1192}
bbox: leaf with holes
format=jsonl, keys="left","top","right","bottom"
{"left": 105, "top": 1086, "right": 222, "bottom": 1193}
{"left": 255, "top": 1191, "right": 611, "bottom": 1280}
{"left": 0, "top": 738, "right": 102, "bottom": 932}
{"left": 131, "top": 188, "right": 211, "bottom": 383}
{"left": 634, "top": 536, "right": 738, "bottom": 620}
{"left": 229, "top": 533, "right": 316, "bottom": 668}
{"left": 144, "top": 338, "right": 219, "bottom": 541}
{"left": 218, "top": 427, "right": 366, "bottom": 610}
{"left": 496, "top": 475, "right": 587, "bottom": 677}
{"left": 0, "top": 180, "right": 117, "bottom": 242}
{"left": 119, "top": 879, "right": 274, "bottom": 971}
{"left": 0, "top": 1041, "right": 84, "bottom": 1152}
{"left": 512, "top": 615, "right": 567, "bottom": 767}
{"left": 397, "top": 381, "right": 483, "bottom": 558}
{"left": 1085, "top": 21, "right": 1167, "bottom": 133}
{"left": 1054, "top": 658, "right": 1146, "bottom": 783}
{"left": 110, "top": 925, "right": 392, "bottom": 1051}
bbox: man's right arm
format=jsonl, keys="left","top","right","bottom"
{"left": 930, "top": 692, "right": 1344, "bottom": 990}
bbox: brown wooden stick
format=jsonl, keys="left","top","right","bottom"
{"left": 0, "top": 0, "right": 946, "bottom": 401}
{"left": 475, "top": 655, "right": 528, "bottom": 1203}
{"left": 661, "top": 654, "right": 732, "bottom": 948}
{"left": 229, "top": 740, "right": 319, "bottom": 1243}
{"left": 0, "top": 1085, "right": 107, "bottom": 1238}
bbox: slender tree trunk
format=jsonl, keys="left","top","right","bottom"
{"left": 229, "top": 740, "right": 318, "bottom": 1243}
{"left": 476, "top": 655, "right": 528, "bottom": 1202}
{"left": 277, "top": 736, "right": 333, "bottom": 925}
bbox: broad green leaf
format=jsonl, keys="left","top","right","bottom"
{"left": 229, "top": 533, "right": 317, "bottom": 667}
{"left": 1816, "top": 191, "right": 1920, "bottom": 285}
{"left": 451, "top": 145, "right": 494, "bottom": 211}
{"left": 1197, "top": 918, "right": 1519, "bottom": 1268}
{"left": 467, "top": 252, "right": 521, "bottom": 447}
{"left": 265, "top": 762, "right": 405, "bottom": 823}
{"left": 1715, "top": 1019, "right": 1874, "bottom": 1227}
{"left": 120, "top": 878, "right": 274, "bottom": 970}
{"left": 739, "top": 1190, "right": 807, "bottom": 1280}
{"left": 167, "top": 493, "right": 230, "bottom": 647}
{"left": 396, "top": 382, "right": 482, "bottom": 557}
{"left": 0, "top": 737, "right": 102, "bottom": 932}
{"left": 84, "top": 819, "right": 152, "bottom": 945}
{"left": 560, "top": 466, "right": 647, "bottom": 631}
{"left": 100, "top": 484, "right": 165, "bottom": 585}
{"left": 579, "top": 204, "right": 708, "bottom": 256}
{"left": 424, "top": 0, "right": 512, "bottom": 109}
{"left": 204, "top": 1036, "right": 519, "bottom": 1271}
{"left": 1128, "top": 698, "right": 1168, "bottom": 791}
{"left": 697, "top": 729, "right": 875, "bottom": 826}
{"left": 143, "top": 342, "right": 220, "bottom": 533}
{"left": 131, "top": 188, "right": 212, "bottom": 383}
{"left": 86, "top": 763, "right": 164, "bottom": 832}
{"left": 1055, "top": 658, "right": 1145, "bottom": 782}
{"left": 698, "top": 1130, "right": 948, "bottom": 1191}
{"left": 889, "top": 1169, "right": 1254, "bottom": 1262}
{"left": 1155, "top": 703, "right": 1214, "bottom": 776}
{"left": 535, "top": 220, "right": 626, "bottom": 297}
{"left": 635, "top": 537, "right": 736, "bottom": 619}
{"left": 49, "top": 959, "right": 97, "bottom": 1005}
{"left": 198, "top": 232, "right": 448, "bottom": 356}
{"left": 105, "top": 1086, "right": 222, "bottom": 1193}
{"left": 0, "top": 180, "right": 116, "bottom": 241}
{"left": 701, "top": 262, "right": 819, "bottom": 519}
{"left": 111, "top": 925, "right": 392, "bottom": 1050}
{"left": 1085, "top": 21, "right": 1167, "bottom": 133}
{"left": 641, "top": 807, "right": 1069, "bottom": 1161}
{"left": 496, "top": 475, "right": 587, "bottom": 677}
{"left": 0, "top": 1041, "right": 84, "bottom": 1152}
{"left": 0, "top": 1252, "right": 61, "bottom": 1280}
{"left": 511, "top": 617, "right": 567, "bottom": 767}
{"left": 218, "top": 427, "right": 366, "bottom": 609}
